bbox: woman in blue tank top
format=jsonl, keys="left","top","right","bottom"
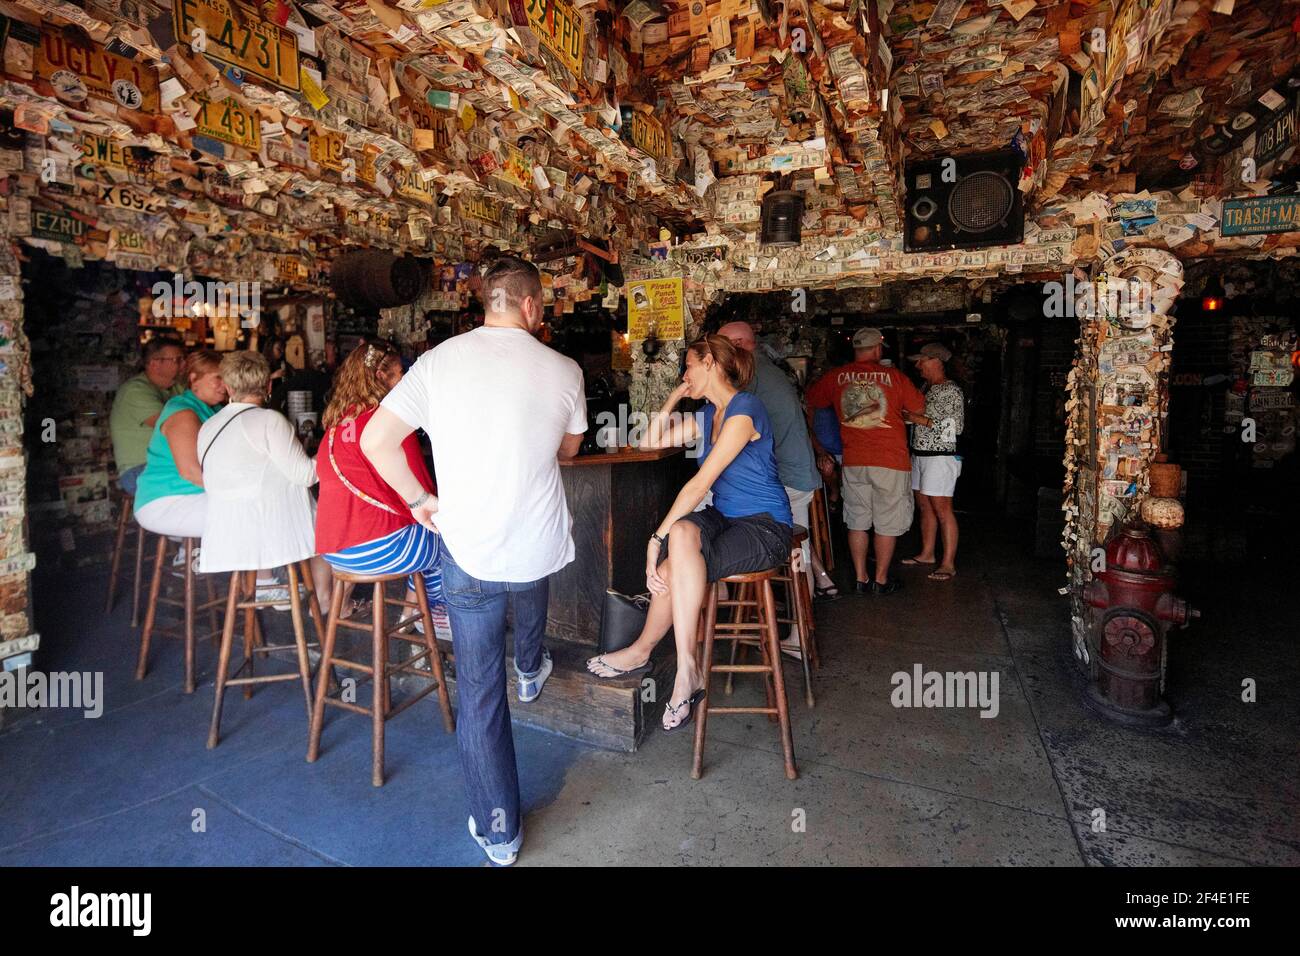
{"left": 587, "top": 334, "right": 793, "bottom": 733}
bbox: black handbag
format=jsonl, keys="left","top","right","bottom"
{"left": 598, "top": 589, "right": 650, "bottom": 654}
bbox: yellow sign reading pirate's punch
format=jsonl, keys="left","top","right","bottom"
{"left": 173, "top": 0, "right": 300, "bottom": 91}
{"left": 194, "top": 92, "right": 261, "bottom": 150}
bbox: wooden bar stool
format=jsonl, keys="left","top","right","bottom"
{"left": 136, "top": 536, "right": 225, "bottom": 694}
{"left": 809, "top": 486, "right": 834, "bottom": 573}
{"left": 207, "top": 563, "right": 326, "bottom": 749}
{"left": 766, "top": 526, "right": 818, "bottom": 706}
{"left": 306, "top": 570, "right": 455, "bottom": 787}
{"left": 692, "top": 567, "right": 797, "bottom": 781}
{"left": 105, "top": 493, "right": 148, "bottom": 626}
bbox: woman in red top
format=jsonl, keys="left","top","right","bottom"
{"left": 315, "top": 340, "right": 442, "bottom": 616}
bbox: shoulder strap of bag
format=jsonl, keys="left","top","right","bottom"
{"left": 199, "top": 406, "right": 257, "bottom": 472}
{"left": 328, "top": 425, "right": 400, "bottom": 515}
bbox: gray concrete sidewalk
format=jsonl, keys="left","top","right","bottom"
{"left": 520, "top": 517, "right": 1299, "bottom": 866}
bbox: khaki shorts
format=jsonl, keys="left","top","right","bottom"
{"left": 842, "top": 466, "right": 913, "bottom": 536}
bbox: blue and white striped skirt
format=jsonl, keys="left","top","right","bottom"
{"left": 324, "top": 525, "right": 444, "bottom": 606}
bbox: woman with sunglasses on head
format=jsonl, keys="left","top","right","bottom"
{"left": 314, "top": 339, "right": 444, "bottom": 620}
{"left": 586, "top": 334, "right": 793, "bottom": 733}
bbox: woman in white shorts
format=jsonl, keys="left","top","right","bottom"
{"left": 134, "top": 350, "right": 227, "bottom": 542}
{"left": 901, "top": 344, "right": 964, "bottom": 581}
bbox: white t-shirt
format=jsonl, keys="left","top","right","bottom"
{"left": 381, "top": 326, "right": 587, "bottom": 582}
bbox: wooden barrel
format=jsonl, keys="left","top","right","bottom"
{"left": 330, "top": 250, "right": 425, "bottom": 308}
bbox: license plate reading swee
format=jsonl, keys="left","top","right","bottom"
{"left": 173, "top": 0, "right": 299, "bottom": 90}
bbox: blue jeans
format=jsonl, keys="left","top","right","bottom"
{"left": 440, "top": 544, "right": 549, "bottom": 847}
{"left": 118, "top": 465, "right": 144, "bottom": 495}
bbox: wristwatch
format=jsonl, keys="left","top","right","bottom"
{"left": 406, "top": 491, "right": 431, "bottom": 510}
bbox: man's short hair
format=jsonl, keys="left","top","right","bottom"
{"left": 142, "top": 336, "right": 184, "bottom": 364}
{"left": 480, "top": 255, "right": 541, "bottom": 314}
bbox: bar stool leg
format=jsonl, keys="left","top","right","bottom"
{"left": 298, "top": 560, "right": 327, "bottom": 643}
{"left": 241, "top": 571, "right": 258, "bottom": 700}
{"left": 371, "top": 581, "right": 387, "bottom": 787}
{"left": 691, "top": 583, "right": 720, "bottom": 780}
{"left": 183, "top": 538, "right": 197, "bottom": 695}
{"left": 207, "top": 571, "right": 242, "bottom": 749}
{"left": 205, "top": 573, "right": 219, "bottom": 645}
{"left": 106, "top": 498, "right": 129, "bottom": 614}
{"left": 759, "top": 580, "right": 797, "bottom": 780}
{"left": 135, "top": 536, "right": 168, "bottom": 681}
{"left": 306, "top": 580, "right": 346, "bottom": 763}
{"left": 286, "top": 563, "right": 315, "bottom": 721}
{"left": 131, "top": 525, "right": 146, "bottom": 628}
{"left": 412, "top": 573, "right": 455, "bottom": 733}
{"left": 791, "top": 560, "right": 815, "bottom": 709}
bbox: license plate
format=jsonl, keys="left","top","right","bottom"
{"left": 94, "top": 183, "right": 167, "bottom": 214}
{"left": 308, "top": 128, "right": 345, "bottom": 171}
{"left": 194, "top": 92, "right": 261, "bottom": 150}
{"left": 173, "top": 0, "right": 299, "bottom": 91}
{"left": 37, "top": 29, "right": 161, "bottom": 112}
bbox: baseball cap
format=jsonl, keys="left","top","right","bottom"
{"left": 908, "top": 343, "right": 952, "bottom": 362}
{"left": 852, "top": 327, "right": 884, "bottom": 349}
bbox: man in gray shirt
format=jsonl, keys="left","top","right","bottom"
{"left": 719, "top": 322, "right": 838, "bottom": 616}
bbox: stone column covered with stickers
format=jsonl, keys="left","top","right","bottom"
{"left": 0, "top": 240, "right": 36, "bottom": 727}
{"left": 1061, "top": 247, "right": 1184, "bottom": 666}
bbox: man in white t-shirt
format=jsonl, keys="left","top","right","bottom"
{"left": 362, "top": 256, "right": 586, "bottom": 866}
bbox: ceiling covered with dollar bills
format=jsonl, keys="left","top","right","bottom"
{"left": 1, "top": 0, "right": 1298, "bottom": 288}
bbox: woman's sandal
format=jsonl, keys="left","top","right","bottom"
{"left": 814, "top": 583, "right": 841, "bottom": 601}
{"left": 900, "top": 557, "right": 936, "bottom": 567}
{"left": 662, "top": 689, "right": 706, "bottom": 733}
{"left": 927, "top": 569, "right": 957, "bottom": 581}
{"left": 587, "top": 655, "right": 652, "bottom": 679}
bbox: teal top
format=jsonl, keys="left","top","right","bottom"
{"left": 133, "top": 390, "right": 219, "bottom": 512}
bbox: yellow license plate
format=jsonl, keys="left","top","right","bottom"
{"left": 309, "top": 128, "right": 345, "bottom": 171}
{"left": 173, "top": 0, "right": 299, "bottom": 91}
{"left": 194, "top": 93, "right": 261, "bottom": 150}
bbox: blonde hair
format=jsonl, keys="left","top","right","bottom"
{"left": 185, "top": 349, "right": 223, "bottom": 386}
{"left": 218, "top": 350, "right": 270, "bottom": 398}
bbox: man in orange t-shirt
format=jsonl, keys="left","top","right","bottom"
{"left": 806, "top": 328, "right": 925, "bottom": 595}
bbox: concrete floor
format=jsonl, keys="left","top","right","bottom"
{"left": 3, "top": 514, "right": 1296, "bottom": 866}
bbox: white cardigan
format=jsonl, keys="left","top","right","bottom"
{"left": 196, "top": 403, "right": 318, "bottom": 573}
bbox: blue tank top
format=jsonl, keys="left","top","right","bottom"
{"left": 698, "top": 391, "right": 793, "bottom": 527}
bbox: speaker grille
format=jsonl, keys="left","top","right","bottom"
{"left": 948, "top": 170, "right": 1014, "bottom": 233}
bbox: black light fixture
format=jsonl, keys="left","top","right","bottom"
{"left": 761, "top": 179, "right": 804, "bottom": 247}
{"left": 1201, "top": 275, "right": 1225, "bottom": 313}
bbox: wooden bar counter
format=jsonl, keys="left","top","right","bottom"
{"left": 443, "top": 445, "right": 688, "bottom": 752}
{"left": 549, "top": 445, "right": 687, "bottom": 647}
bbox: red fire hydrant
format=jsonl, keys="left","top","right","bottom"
{"left": 1082, "top": 526, "right": 1199, "bottom": 726}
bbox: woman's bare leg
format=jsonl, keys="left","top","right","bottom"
{"left": 908, "top": 493, "right": 938, "bottom": 563}
{"left": 931, "top": 495, "right": 959, "bottom": 574}
{"left": 587, "top": 584, "right": 674, "bottom": 676}
{"left": 664, "top": 522, "right": 708, "bottom": 726}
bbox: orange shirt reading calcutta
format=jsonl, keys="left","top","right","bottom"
{"left": 807, "top": 361, "right": 925, "bottom": 471}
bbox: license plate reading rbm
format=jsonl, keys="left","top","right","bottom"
{"left": 173, "top": 0, "right": 299, "bottom": 90}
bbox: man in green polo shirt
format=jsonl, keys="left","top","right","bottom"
{"left": 109, "top": 337, "right": 185, "bottom": 494}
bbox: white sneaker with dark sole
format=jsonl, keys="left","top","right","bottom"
{"left": 468, "top": 815, "right": 522, "bottom": 866}
{"left": 515, "top": 649, "right": 552, "bottom": 703}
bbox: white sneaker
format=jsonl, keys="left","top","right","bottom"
{"left": 256, "top": 580, "right": 293, "bottom": 612}
{"left": 468, "top": 815, "right": 521, "bottom": 866}
{"left": 515, "top": 649, "right": 552, "bottom": 703}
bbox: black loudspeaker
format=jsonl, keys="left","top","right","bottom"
{"left": 761, "top": 189, "right": 804, "bottom": 246}
{"left": 904, "top": 149, "right": 1024, "bottom": 252}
